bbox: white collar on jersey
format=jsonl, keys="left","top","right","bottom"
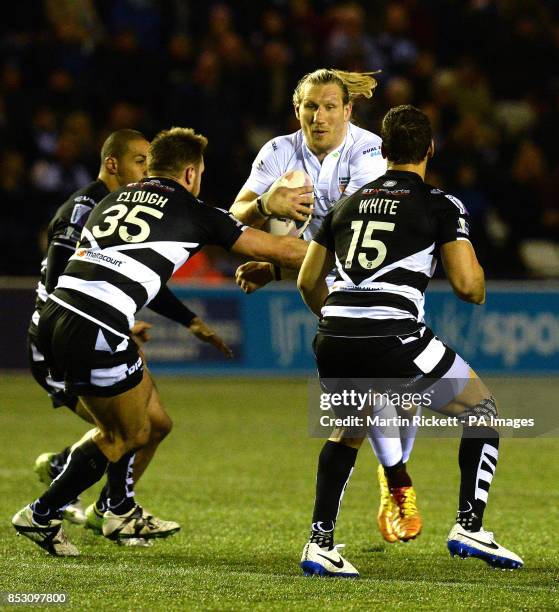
{"left": 301, "top": 124, "right": 351, "bottom": 168}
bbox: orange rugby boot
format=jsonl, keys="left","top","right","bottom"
{"left": 391, "top": 486, "right": 422, "bottom": 542}
{"left": 377, "top": 464, "right": 398, "bottom": 543}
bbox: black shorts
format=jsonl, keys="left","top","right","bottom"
{"left": 314, "top": 326, "right": 458, "bottom": 380}
{"left": 313, "top": 326, "right": 472, "bottom": 434}
{"left": 28, "top": 324, "right": 79, "bottom": 410}
{"left": 36, "top": 299, "right": 143, "bottom": 398}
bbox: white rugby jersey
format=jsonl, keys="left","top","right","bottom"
{"left": 241, "top": 123, "right": 387, "bottom": 241}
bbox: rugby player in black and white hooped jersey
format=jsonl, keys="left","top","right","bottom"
{"left": 232, "top": 69, "right": 422, "bottom": 543}
{"left": 12, "top": 127, "right": 308, "bottom": 556}
{"left": 297, "top": 105, "right": 523, "bottom": 576}
{"left": 27, "top": 129, "right": 233, "bottom": 544}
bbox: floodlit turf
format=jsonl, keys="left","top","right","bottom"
{"left": 0, "top": 374, "right": 557, "bottom": 611}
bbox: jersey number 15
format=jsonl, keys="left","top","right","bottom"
{"left": 345, "top": 220, "right": 395, "bottom": 270}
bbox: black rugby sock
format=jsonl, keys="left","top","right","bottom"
{"left": 33, "top": 440, "right": 108, "bottom": 521}
{"left": 457, "top": 426, "right": 499, "bottom": 532}
{"left": 384, "top": 460, "right": 413, "bottom": 489}
{"left": 95, "top": 483, "right": 109, "bottom": 513}
{"left": 106, "top": 452, "right": 136, "bottom": 515}
{"left": 310, "top": 441, "right": 358, "bottom": 548}
{"left": 48, "top": 446, "right": 72, "bottom": 479}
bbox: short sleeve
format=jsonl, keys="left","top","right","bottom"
{"left": 344, "top": 142, "right": 387, "bottom": 196}
{"left": 313, "top": 208, "right": 336, "bottom": 252}
{"left": 194, "top": 205, "right": 247, "bottom": 250}
{"left": 241, "top": 139, "right": 282, "bottom": 195}
{"left": 431, "top": 192, "right": 471, "bottom": 247}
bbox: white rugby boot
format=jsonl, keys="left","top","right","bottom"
{"left": 12, "top": 505, "right": 79, "bottom": 556}
{"left": 103, "top": 504, "right": 180, "bottom": 541}
{"left": 300, "top": 542, "right": 359, "bottom": 578}
{"left": 447, "top": 523, "right": 523, "bottom": 570}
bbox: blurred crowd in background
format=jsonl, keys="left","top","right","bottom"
{"left": 1, "top": 0, "right": 559, "bottom": 279}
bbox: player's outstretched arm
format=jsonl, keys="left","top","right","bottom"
{"left": 130, "top": 320, "right": 152, "bottom": 346}
{"left": 187, "top": 317, "right": 233, "bottom": 358}
{"left": 235, "top": 261, "right": 275, "bottom": 294}
{"left": 148, "top": 286, "right": 233, "bottom": 357}
{"left": 231, "top": 228, "right": 308, "bottom": 271}
{"left": 235, "top": 260, "right": 301, "bottom": 294}
{"left": 297, "top": 241, "right": 336, "bottom": 317}
{"left": 441, "top": 240, "right": 485, "bottom": 304}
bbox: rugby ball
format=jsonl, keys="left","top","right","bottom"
{"left": 264, "top": 169, "right": 313, "bottom": 237}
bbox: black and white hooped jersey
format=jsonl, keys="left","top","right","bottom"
{"left": 313, "top": 170, "right": 471, "bottom": 337}
{"left": 33, "top": 180, "right": 109, "bottom": 316}
{"left": 51, "top": 177, "right": 245, "bottom": 337}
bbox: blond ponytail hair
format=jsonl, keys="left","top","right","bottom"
{"left": 292, "top": 68, "right": 379, "bottom": 107}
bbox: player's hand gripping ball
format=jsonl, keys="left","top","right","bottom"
{"left": 264, "top": 169, "right": 313, "bottom": 237}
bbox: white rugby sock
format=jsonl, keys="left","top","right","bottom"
{"left": 400, "top": 405, "right": 420, "bottom": 463}
{"left": 367, "top": 396, "right": 403, "bottom": 466}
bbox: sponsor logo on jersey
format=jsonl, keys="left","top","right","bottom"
{"left": 363, "top": 146, "right": 381, "bottom": 156}
{"left": 127, "top": 357, "right": 143, "bottom": 376}
{"left": 271, "top": 141, "right": 278, "bottom": 151}
{"left": 76, "top": 249, "right": 123, "bottom": 268}
{"left": 339, "top": 176, "right": 350, "bottom": 193}
{"left": 430, "top": 188, "right": 443, "bottom": 195}
{"left": 383, "top": 180, "right": 397, "bottom": 187}
{"left": 362, "top": 188, "right": 410, "bottom": 196}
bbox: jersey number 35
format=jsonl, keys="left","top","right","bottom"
{"left": 92, "top": 204, "right": 164, "bottom": 243}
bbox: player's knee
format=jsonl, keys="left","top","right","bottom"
{"left": 132, "top": 420, "right": 151, "bottom": 449}
{"left": 147, "top": 392, "right": 173, "bottom": 442}
{"left": 115, "top": 417, "right": 151, "bottom": 453}
{"left": 149, "top": 412, "right": 173, "bottom": 442}
{"left": 92, "top": 430, "right": 128, "bottom": 462}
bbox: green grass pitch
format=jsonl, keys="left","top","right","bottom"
{"left": 0, "top": 374, "right": 557, "bottom": 611}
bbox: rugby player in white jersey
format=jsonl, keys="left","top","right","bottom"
{"left": 232, "top": 69, "right": 422, "bottom": 543}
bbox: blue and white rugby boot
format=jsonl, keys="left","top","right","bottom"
{"left": 300, "top": 542, "right": 359, "bottom": 578}
{"left": 447, "top": 523, "right": 523, "bottom": 570}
